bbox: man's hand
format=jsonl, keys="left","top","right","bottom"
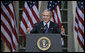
{"left": 27, "top": 27, "right": 30, "bottom": 33}
{"left": 61, "top": 26, "right": 65, "bottom": 34}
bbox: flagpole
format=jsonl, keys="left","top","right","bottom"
{"left": 4, "top": 42, "right": 11, "bottom": 52}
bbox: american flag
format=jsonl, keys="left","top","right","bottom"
{"left": 1, "top": 1, "right": 18, "bottom": 52}
{"left": 47, "top": 1, "right": 64, "bottom": 45}
{"left": 75, "top": 1, "right": 84, "bottom": 50}
{"left": 20, "top": 1, "right": 40, "bottom": 41}
{"left": 47, "top": 1, "right": 62, "bottom": 29}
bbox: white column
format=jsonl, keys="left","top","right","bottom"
{"left": 13, "top": 1, "right": 19, "bottom": 52}
{"left": 39, "top": 1, "right": 48, "bottom": 21}
{"left": 68, "top": 1, "right": 75, "bottom": 52}
{"left": 39, "top": 1, "right": 42, "bottom": 12}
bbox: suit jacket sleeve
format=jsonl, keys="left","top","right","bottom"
{"left": 30, "top": 23, "right": 38, "bottom": 33}
{"left": 54, "top": 23, "right": 61, "bottom": 33}
{"left": 54, "top": 23, "right": 65, "bottom": 37}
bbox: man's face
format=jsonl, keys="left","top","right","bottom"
{"left": 42, "top": 11, "right": 51, "bottom": 23}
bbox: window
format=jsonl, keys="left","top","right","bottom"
{"left": 60, "top": 1, "right": 68, "bottom": 52}
{"left": 19, "top": 1, "right": 25, "bottom": 52}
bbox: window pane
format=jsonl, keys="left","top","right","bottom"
{"left": 61, "top": 10, "right": 67, "bottom": 22}
{"left": 19, "top": 1, "right": 24, "bottom": 8}
{"left": 62, "top": 23, "right": 68, "bottom": 52}
{"left": 19, "top": 36, "right": 26, "bottom": 47}
{"left": 60, "top": 1, "right": 67, "bottom": 9}
{"left": 62, "top": 36, "right": 68, "bottom": 47}
{"left": 19, "top": 49, "right": 25, "bottom": 52}
{"left": 19, "top": 10, "right": 23, "bottom": 21}
{"left": 62, "top": 49, "right": 68, "bottom": 52}
{"left": 62, "top": 23, "right": 68, "bottom": 35}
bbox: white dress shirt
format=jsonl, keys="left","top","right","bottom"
{"left": 43, "top": 21, "right": 50, "bottom": 28}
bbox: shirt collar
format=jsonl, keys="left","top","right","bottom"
{"left": 43, "top": 21, "right": 50, "bottom": 28}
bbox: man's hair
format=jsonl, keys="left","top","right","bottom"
{"left": 42, "top": 9, "right": 52, "bottom": 16}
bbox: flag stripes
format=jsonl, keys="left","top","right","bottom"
{"left": 47, "top": 1, "right": 62, "bottom": 29}
{"left": 20, "top": 1, "right": 40, "bottom": 41}
{"left": 1, "top": 1, "right": 18, "bottom": 51}
{"left": 75, "top": 1, "right": 84, "bottom": 50}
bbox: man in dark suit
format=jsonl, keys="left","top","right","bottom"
{"left": 27, "top": 9, "right": 65, "bottom": 35}
{"left": 30, "top": 21, "right": 61, "bottom": 33}
{"left": 27, "top": 9, "right": 65, "bottom": 45}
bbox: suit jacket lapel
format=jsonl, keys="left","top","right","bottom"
{"left": 40, "top": 21, "right": 44, "bottom": 33}
{"left": 40, "top": 21, "right": 54, "bottom": 33}
{"left": 48, "top": 21, "right": 53, "bottom": 33}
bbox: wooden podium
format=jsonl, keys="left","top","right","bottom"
{"left": 25, "top": 34, "right": 62, "bottom": 52}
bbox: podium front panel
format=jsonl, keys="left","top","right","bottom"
{"left": 25, "top": 34, "right": 62, "bottom": 52}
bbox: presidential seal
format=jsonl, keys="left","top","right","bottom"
{"left": 37, "top": 37, "right": 51, "bottom": 51}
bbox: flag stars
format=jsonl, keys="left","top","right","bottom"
{"left": 77, "top": 1, "right": 84, "bottom": 9}
{"left": 47, "top": 1, "right": 60, "bottom": 11}
{"left": 53, "top": 5, "right": 55, "bottom": 7}
{"left": 55, "top": 3, "right": 57, "bottom": 5}
{"left": 2, "top": 1, "right": 12, "bottom": 6}
{"left": 30, "top": 1, "right": 32, "bottom": 3}
{"left": 81, "top": 2, "right": 83, "bottom": 4}
{"left": 50, "top": 1, "right": 52, "bottom": 3}
{"left": 49, "top": 8, "right": 51, "bottom": 10}
{"left": 58, "top": 1, "right": 60, "bottom": 3}
{"left": 33, "top": 2, "right": 35, "bottom": 4}
{"left": 30, "top": 5, "right": 32, "bottom": 7}
{"left": 49, "top": 4, "right": 52, "bottom": 6}
{"left": 81, "top": 5, "right": 83, "bottom": 7}
{"left": 27, "top": 1, "right": 37, "bottom": 8}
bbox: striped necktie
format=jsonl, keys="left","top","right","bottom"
{"left": 45, "top": 24, "right": 48, "bottom": 33}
